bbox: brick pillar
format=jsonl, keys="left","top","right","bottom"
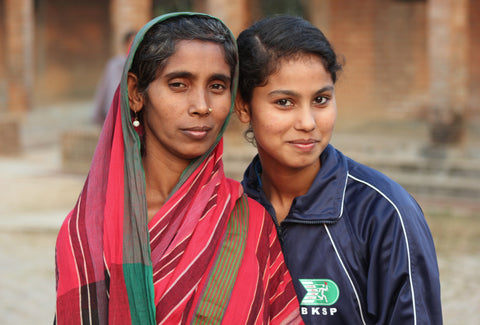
{"left": 5, "top": 0, "right": 34, "bottom": 114}
{"left": 0, "top": 1, "right": 5, "bottom": 112}
{"left": 110, "top": 0, "right": 152, "bottom": 55}
{"left": 328, "top": 0, "right": 376, "bottom": 119}
{"left": 305, "top": 0, "right": 331, "bottom": 36}
{"left": 468, "top": 0, "right": 480, "bottom": 118}
{"left": 199, "top": 0, "right": 251, "bottom": 36}
{"left": 428, "top": 0, "right": 468, "bottom": 145}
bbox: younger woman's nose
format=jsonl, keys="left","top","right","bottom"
{"left": 295, "top": 106, "right": 316, "bottom": 131}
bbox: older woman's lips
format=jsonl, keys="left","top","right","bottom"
{"left": 182, "top": 126, "right": 212, "bottom": 140}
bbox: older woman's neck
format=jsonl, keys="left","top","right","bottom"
{"left": 142, "top": 152, "right": 189, "bottom": 222}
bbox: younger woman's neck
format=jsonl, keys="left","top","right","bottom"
{"left": 260, "top": 158, "right": 320, "bottom": 223}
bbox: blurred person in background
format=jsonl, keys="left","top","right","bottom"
{"left": 55, "top": 12, "right": 302, "bottom": 324}
{"left": 235, "top": 15, "right": 442, "bottom": 324}
{"left": 91, "top": 29, "right": 136, "bottom": 125}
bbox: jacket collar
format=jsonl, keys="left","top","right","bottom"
{"left": 241, "top": 144, "right": 348, "bottom": 224}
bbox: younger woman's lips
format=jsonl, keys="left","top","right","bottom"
{"left": 289, "top": 139, "right": 319, "bottom": 151}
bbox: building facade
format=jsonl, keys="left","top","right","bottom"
{"left": 0, "top": 0, "right": 478, "bottom": 143}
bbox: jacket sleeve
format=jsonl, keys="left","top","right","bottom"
{"left": 365, "top": 196, "right": 443, "bottom": 324}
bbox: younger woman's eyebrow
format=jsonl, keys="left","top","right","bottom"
{"left": 314, "top": 86, "right": 335, "bottom": 94}
{"left": 268, "top": 89, "right": 299, "bottom": 97}
{"left": 268, "top": 86, "right": 334, "bottom": 97}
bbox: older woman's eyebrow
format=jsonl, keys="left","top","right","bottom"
{"left": 164, "top": 71, "right": 193, "bottom": 79}
{"left": 164, "top": 71, "right": 231, "bottom": 84}
{"left": 210, "top": 73, "right": 231, "bottom": 85}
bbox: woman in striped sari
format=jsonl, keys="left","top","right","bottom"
{"left": 54, "top": 12, "right": 302, "bottom": 325}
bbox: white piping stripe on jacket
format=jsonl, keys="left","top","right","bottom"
{"left": 347, "top": 173, "right": 417, "bottom": 325}
{"left": 324, "top": 224, "right": 367, "bottom": 325}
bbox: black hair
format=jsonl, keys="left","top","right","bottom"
{"left": 237, "top": 15, "right": 343, "bottom": 104}
{"left": 129, "top": 15, "right": 237, "bottom": 95}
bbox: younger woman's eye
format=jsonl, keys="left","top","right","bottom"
{"left": 314, "top": 96, "right": 329, "bottom": 105}
{"left": 276, "top": 98, "right": 293, "bottom": 107}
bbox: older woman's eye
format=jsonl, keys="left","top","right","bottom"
{"left": 211, "top": 83, "right": 226, "bottom": 90}
{"left": 169, "top": 82, "right": 186, "bottom": 89}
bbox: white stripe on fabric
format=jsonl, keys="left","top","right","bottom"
{"left": 149, "top": 154, "right": 214, "bottom": 233}
{"left": 158, "top": 193, "right": 232, "bottom": 301}
{"left": 338, "top": 173, "right": 349, "bottom": 219}
{"left": 103, "top": 253, "right": 110, "bottom": 299}
{"left": 324, "top": 224, "right": 366, "bottom": 325}
{"left": 71, "top": 195, "right": 90, "bottom": 324}
{"left": 153, "top": 235, "right": 191, "bottom": 282}
{"left": 158, "top": 285, "right": 199, "bottom": 325}
{"left": 348, "top": 173, "right": 417, "bottom": 325}
{"left": 68, "top": 208, "right": 83, "bottom": 325}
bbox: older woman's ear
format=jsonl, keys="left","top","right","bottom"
{"left": 127, "top": 72, "right": 145, "bottom": 113}
{"left": 234, "top": 94, "right": 251, "bottom": 123}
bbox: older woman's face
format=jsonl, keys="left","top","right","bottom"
{"left": 138, "top": 40, "right": 232, "bottom": 166}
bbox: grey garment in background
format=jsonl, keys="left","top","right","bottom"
{"left": 91, "top": 55, "right": 126, "bottom": 125}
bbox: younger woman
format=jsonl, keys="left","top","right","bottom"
{"left": 236, "top": 15, "right": 442, "bottom": 324}
{"left": 55, "top": 13, "right": 301, "bottom": 324}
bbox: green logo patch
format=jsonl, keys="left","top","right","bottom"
{"left": 299, "top": 279, "right": 339, "bottom": 306}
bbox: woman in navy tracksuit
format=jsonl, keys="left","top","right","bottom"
{"left": 235, "top": 15, "right": 442, "bottom": 324}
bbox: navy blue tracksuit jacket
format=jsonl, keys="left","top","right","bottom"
{"left": 242, "top": 144, "right": 442, "bottom": 324}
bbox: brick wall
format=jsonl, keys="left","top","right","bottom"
{"left": 110, "top": 0, "right": 152, "bottom": 54}
{"left": 327, "top": 0, "right": 428, "bottom": 122}
{"left": 34, "top": 0, "right": 110, "bottom": 104}
{"left": 8, "top": 0, "right": 478, "bottom": 123}
{"left": 373, "top": 0, "right": 428, "bottom": 117}
{"left": 328, "top": 0, "right": 377, "bottom": 120}
{"left": 5, "top": 0, "right": 34, "bottom": 113}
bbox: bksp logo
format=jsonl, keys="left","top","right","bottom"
{"left": 299, "top": 279, "right": 339, "bottom": 306}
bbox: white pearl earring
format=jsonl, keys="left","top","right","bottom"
{"left": 132, "top": 111, "right": 140, "bottom": 127}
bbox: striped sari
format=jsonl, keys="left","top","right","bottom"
{"left": 54, "top": 12, "right": 302, "bottom": 325}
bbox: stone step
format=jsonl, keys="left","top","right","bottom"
{"left": 351, "top": 155, "right": 480, "bottom": 178}
{"left": 223, "top": 143, "right": 480, "bottom": 205}
{"left": 379, "top": 170, "right": 480, "bottom": 200}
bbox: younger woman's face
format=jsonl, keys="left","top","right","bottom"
{"left": 237, "top": 54, "right": 337, "bottom": 172}
{"left": 129, "top": 39, "right": 232, "bottom": 167}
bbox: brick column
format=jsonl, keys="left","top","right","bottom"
{"left": 110, "top": 0, "right": 152, "bottom": 55}
{"left": 305, "top": 0, "right": 331, "bottom": 36}
{"left": 428, "top": 0, "right": 468, "bottom": 144}
{"left": 199, "top": 0, "right": 251, "bottom": 36}
{"left": 0, "top": 2, "right": 5, "bottom": 111}
{"left": 328, "top": 0, "right": 376, "bottom": 119}
{"left": 5, "top": 0, "right": 34, "bottom": 114}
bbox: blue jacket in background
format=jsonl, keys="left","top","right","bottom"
{"left": 241, "top": 144, "right": 442, "bottom": 324}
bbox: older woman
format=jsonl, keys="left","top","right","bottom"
{"left": 55, "top": 13, "right": 302, "bottom": 324}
